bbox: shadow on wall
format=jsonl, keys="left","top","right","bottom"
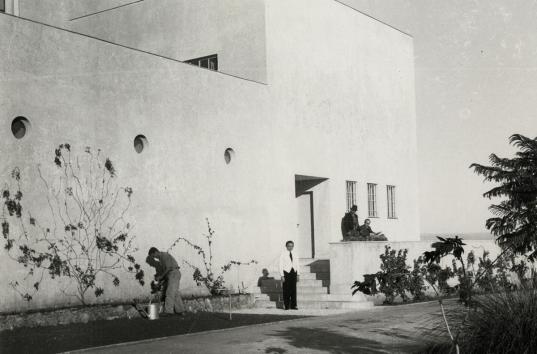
{"left": 259, "top": 279, "right": 284, "bottom": 309}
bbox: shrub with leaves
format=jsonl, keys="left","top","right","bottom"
{"left": 168, "top": 219, "right": 257, "bottom": 295}
{"left": 1, "top": 144, "right": 144, "bottom": 304}
{"left": 352, "top": 245, "right": 411, "bottom": 304}
{"left": 408, "top": 257, "right": 427, "bottom": 301}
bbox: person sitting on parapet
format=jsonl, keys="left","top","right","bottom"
{"left": 341, "top": 205, "right": 360, "bottom": 240}
{"left": 359, "top": 218, "right": 388, "bottom": 241}
{"left": 257, "top": 268, "right": 274, "bottom": 287}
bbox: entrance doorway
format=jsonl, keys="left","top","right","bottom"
{"left": 296, "top": 191, "right": 314, "bottom": 258}
{"left": 295, "top": 175, "right": 328, "bottom": 259}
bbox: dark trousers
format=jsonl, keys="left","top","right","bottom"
{"left": 283, "top": 269, "right": 297, "bottom": 309}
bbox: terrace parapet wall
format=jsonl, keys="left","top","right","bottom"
{"left": 329, "top": 240, "right": 501, "bottom": 300}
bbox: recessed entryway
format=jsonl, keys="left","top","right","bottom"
{"left": 295, "top": 174, "right": 329, "bottom": 259}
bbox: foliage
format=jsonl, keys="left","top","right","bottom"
{"left": 168, "top": 219, "right": 257, "bottom": 295}
{"left": 470, "top": 134, "right": 537, "bottom": 260}
{"left": 457, "top": 283, "right": 537, "bottom": 353}
{"left": 352, "top": 245, "right": 411, "bottom": 304}
{"left": 377, "top": 246, "right": 411, "bottom": 303}
{"left": 352, "top": 250, "right": 457, "bottom": 304}
{"left": 408, "top": 257, "right": 427, "bottom": 300}
{"left": 1, "top": 144, "right": 144, "bottom": 304}
{"left": 419, "top": 236, "right": 535, "bottom": 353}
{"left": 423, "top": 236, "right": 475, "bottom": 304}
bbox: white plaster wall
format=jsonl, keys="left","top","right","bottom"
{"left": 18, "top": 0, "right": 133, "bottom": 24}
{"left": 0, "top": 0, "right": 420, "bottom": 312}
{"left": 265, "top": 0, "right": 420, "bottom": 244}
{"left": 0, "top": 14, "right": 278, "bottom": 312}
{"left": 31, "top": 0, "right": 268, "bottom": 84}
{"left": 329, "top": 240, "right": 501, "bottom": 296}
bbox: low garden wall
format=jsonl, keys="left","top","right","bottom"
{"left": 0, "top": 293, "right": 254, "bottom": 332}
{"left": 329, "top": 240, "right": 500, "bottom": 299}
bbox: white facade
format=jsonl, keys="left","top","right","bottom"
{"left": 0, "top": 0, "right": 419, "bottom": 312}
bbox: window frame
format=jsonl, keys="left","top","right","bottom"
{"left": 367, "top": 183, "right": 378, "bottom": 218}
{"left": 387, "top": 185, "right": 397, "bottom": 219}
{"left": 345, "top": 180, "right": 357, "bottom": 212}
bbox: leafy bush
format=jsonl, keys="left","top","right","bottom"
{"left": 408, "top": 258, "right": 427, "bottom": 300}
{"left": 352, "top": 238, "right": 528, "bottom": 305}
{"left": 352, "top": 245, "right": 411, "bottom": 304}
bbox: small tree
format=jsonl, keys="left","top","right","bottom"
{"left": 168, "top": 219, "right": 257, "bottom": 295}
{"left": 1, "top": 144, "right": 144, "bottom": 304}
{"left": 470, "top": 134, "right": 537, "bottom": 259}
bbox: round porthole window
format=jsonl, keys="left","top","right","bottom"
{"left": 224, "top": 148, "right": 235, "bottom": 164}
{"left": 11, "top": 117, "right": 31, "bottom": 139}
{"left": 133, "top": 135, "right": 148, "bottom": 153}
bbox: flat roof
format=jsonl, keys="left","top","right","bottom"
{"left": 332, "top": 0, "right": 412, "bottom": 38}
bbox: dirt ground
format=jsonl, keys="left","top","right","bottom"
{"left": 0, "top": 312, "right": 306, "bottom": 354}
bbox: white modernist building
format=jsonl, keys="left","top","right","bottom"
{"left": 0, "top": 0, "right": 419, "bottom": 311}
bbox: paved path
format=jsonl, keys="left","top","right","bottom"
{"left": 77, "top": 301, "right": 452, "bottom": 354}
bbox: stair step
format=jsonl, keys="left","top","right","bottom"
{"left": 299, "top": 265, "right": 329, "bottom": 273}
{"left": 254, "top": 299, "right": 373, "bottom": 310}
{"left": 297, "top": 294, "right": 357, "bottom": 301}
{"left": 297, "top": 286, "right": 328, "bottom": 294}
{"left": 296, "top": 279, "right": 323, "bottom": 287}
{"left": 254, "top": 294, "right": 270, "bottom": 301}
{"left": 298, "top": 258, "right": 315, "bottom": 265}
{"left": 255, "top": 292, "right": 359, "bottom": 302}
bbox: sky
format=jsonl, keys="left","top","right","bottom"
{"left": 342, "top": 0, "right": 537, "bottom": 234}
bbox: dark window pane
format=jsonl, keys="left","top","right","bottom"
{"left": 209, "top": 57, "right": 218, "bottom": 70}
{"left": 184, "top": 54, "right": 218, "bottom": 70}
{"left": 0, "top": 0, "right": 5, "bottom": 12}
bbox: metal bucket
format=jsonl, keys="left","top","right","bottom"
{"left": 147, "top": 303, "right": 159, "bottom": 320}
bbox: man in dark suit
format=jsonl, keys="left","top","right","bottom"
{"left": 341, "top": 205, "right": 360, "bottom": 240}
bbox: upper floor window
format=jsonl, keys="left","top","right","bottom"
{"left": 185, "top": 54, "right": 218, "bottom": 71}
{"left": 367, "top": 183, "right": 378, "bottom": 217}
{"left": 346, "top": 181, "right": 357, "bottom": 211}
{"left": 1, "top": 0, "right": 18, "bottom": 15}
{"left": 387, "top": 185, "right": 397, "bottom": 219}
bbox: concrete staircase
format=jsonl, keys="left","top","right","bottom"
{"left": 252, "top": 258, "right": 372, "bottom": 310}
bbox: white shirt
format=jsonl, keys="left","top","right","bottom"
{"left": 279, "top": 250, "right": 299, "bottom": 276}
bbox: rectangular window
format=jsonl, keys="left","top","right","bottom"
{"left": 387, "top": 185, "right": 396, "bottom": 219}
{"left": 1, "top": 0, "right": 5, "bottom": 12}
{"left": 367, "top": 183, "right": 377, "bottom": 217}
{"left": 346, "top": 181, "right": 357, "bottom": 211}
{"left": 185, "top": 54, "right": 218, "bottom": 71}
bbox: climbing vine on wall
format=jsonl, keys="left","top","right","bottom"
{"left": 1, "top": 144, "right": 145, "bottom": 305}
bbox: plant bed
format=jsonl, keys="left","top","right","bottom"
{"left": 0, "top": 293, "right": 255, "bottom": 332}
{"left": 0, "top": 311, "right": 308, "bottom": 354}
{"left": 370, "top": 294, "right": 460, "bottom": 306}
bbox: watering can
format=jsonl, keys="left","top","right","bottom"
{"left": 146, "top": 302, "right": 159, "bottom": 320}
{"left": 136, "top": 298, "right": 160, "bottom": 320}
